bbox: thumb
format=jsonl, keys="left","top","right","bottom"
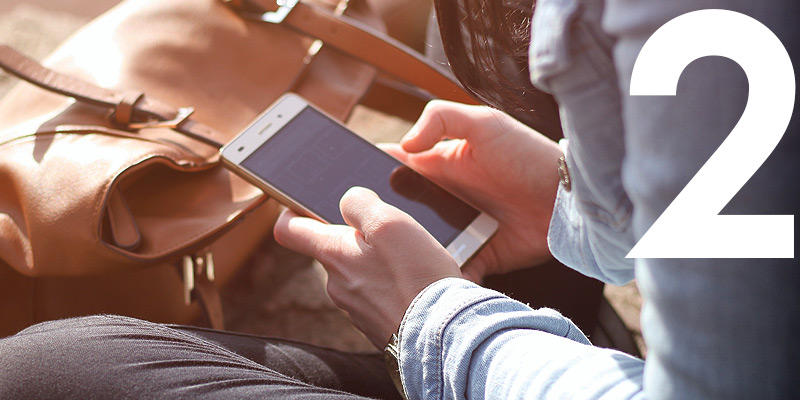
{"left": 338, "top": 186, "right": 410, "bottom": 237}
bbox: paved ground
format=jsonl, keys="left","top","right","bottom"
{"left": 0, "top": 0, "right": 644, "bottom": 356}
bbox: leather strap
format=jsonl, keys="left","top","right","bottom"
{"left": 0, "top": 45, "right": 228, "bottom": 148}
{"left": 278, "top": 1, "right": 478, "bottom": 105}
{"left": 193, "top": 272, "right": 226, "bottom": 330}
{"left": 228, "top": 0, "right": 478, "bottom": 105}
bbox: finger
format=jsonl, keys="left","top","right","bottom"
{"left": 382, "top": 140, "right": 461, "bottom": 178}
{"left": 379, "top": 143, "right": 474, "bottom": 208}
{"left": 273, "top": 208, "right": 353, "bottom": 261}
{"left": 339, "top": 186, "right": 404, "bottom": 237}
{"left": 377, "top": 143, "right": 410, "bottom": 164}
{"left": 379, "top": 142, "right": 447, "bottom": 176}
{"left": 400, "top": 100, "right": 496, "bottom": 153}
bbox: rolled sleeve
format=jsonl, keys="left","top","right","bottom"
{"left": 548, "top": 183, "right": 635, "bottom": 285}
{"left": 397, "top": 278, "right": 644, "bottom": 400}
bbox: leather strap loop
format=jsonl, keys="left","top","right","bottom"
{"left": 114, "top": 91, "right": 144, "bottom": 126}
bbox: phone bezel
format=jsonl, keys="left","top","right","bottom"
{"left": 220, "top": 93, "right": 498, "bottom": 267}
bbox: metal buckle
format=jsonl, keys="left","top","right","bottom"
{"left": 128, "top": 107, "right": 194, "bottom": 130}
{"left": 182, "top": 252, "right": 216, "bottom": 305}
{"left": 224, "top": 0, "right": 299, "bottom": 24}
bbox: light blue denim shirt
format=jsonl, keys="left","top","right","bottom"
{"left": 398, "top": 0, "right": 800, "bottom": 399}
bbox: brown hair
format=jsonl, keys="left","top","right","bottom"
{"left": 433, "top": 0, "right": 563, "bottom": 138}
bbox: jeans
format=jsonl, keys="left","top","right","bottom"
{"left": 0, "top": 315, "right": 401, "bottom": 399}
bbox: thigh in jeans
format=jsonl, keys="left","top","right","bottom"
{"left": 0, "top": 315, "right": 400, "bottom": 399}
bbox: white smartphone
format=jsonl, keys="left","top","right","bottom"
{"left": 220, "top": 93, "right": 497, "bottom": 266}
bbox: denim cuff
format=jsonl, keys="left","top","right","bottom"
{"left": 397, "top": 278, "right": 590, "bottom": 400}
{"left": 548, "top": 184, "right": 635, "bottom": 285}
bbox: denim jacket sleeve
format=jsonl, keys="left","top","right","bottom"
{"left": 397, "top": 278, "right": 644, "bottom": 400}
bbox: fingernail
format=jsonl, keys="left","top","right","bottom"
{"left": 345, "top": 186, "right": 376, "bottom": 198}
{"left": 401, "top": 128, "right": 419, "bottom": 144}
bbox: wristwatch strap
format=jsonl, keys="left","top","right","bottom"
{"left": 384, "top": 333, "right": 407, "bottom": 399}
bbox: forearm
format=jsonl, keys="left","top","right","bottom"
{"left": 397, "top": 278, "right": 644, "bottom": 400}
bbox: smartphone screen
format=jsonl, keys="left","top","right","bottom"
{"left": 238, "top": 106, "right": 480, "bottom": 246}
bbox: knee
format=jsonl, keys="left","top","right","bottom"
{"left": 6, "top": 314, "right": 157, "bottom": 350}
{"left": 0, "top": 315, "right": 157, "bottom": 397}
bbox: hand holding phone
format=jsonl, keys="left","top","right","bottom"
{"left": 382, "top": 100, "right": 565, "bottom": 281}
{"left": 221, "top": 94, "right": 497, "bottom": 267}
{"left": 274, "top": 188, "right": 462, "bottom": 348}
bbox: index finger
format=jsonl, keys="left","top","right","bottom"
{"left": 400, "top": 100, "right": 510, "bottom": 153}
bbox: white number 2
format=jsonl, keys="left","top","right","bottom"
{"left": 626, "top": 9, "right": 795, "bottom": 258}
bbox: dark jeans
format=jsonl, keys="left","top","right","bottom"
{"left": 0, "top": 315, "right": 401, "bottom": 399}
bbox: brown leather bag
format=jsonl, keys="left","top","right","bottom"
{"left": 0, "top": 0, "right": 475, "bottom": 337}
